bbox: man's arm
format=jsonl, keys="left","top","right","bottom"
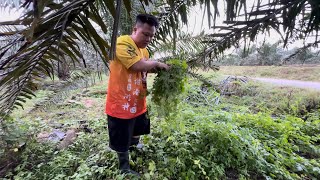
{"left": 129, "top": 58, "right": 169, "bottom": 72}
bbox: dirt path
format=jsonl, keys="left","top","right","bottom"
{"left": 251, "top": 77, "right": 320, "bottom": 90}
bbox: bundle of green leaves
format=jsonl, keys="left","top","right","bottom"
{"left": 151, "top": 59, "right": 188, "bottom": 117}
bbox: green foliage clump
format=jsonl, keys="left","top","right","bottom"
{"left": 8, "top": 119, "right": 124, "bottom": 180}
{"left": 151, "top": 59, "right": 188, "bottom": 116}
{"left": 127, "top": 103, "right": 320, "bottom": 179}
{"left": 2, "top": 71, "right": 320, "bottom": 180}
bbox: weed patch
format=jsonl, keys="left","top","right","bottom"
{"left": 1, "top": 74, "right": 319, "bottom": 179}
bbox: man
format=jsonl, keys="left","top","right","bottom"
{"left": 105, "top": 14, "right": 169, "bottom": 175}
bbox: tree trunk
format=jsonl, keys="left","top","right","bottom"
{"left": 57, "top": 57, "right": 70, "bottom": 81}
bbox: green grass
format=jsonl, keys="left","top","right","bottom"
{"left": 1, "top": 72, "right": 320, "bottom": 179}
{"left": 217, "top": 65, "right": 320, "bottom": 81}
{"left": 10, "top": 90, "right": 53, "bottom": 119}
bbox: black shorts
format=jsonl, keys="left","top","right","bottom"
{"left": 107, "top": 112, "right": 150, "bottom": 152}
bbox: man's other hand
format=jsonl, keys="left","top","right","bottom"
{"left": 156, "top": 62, "right": 169, "bottom": 71}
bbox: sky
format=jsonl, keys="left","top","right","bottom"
{"left": 0, "top": 6, "right": 22, "bottom": 22}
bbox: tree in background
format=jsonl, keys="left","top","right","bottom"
{"left": 256, "top": 42, "right": 282, "bottom": 66}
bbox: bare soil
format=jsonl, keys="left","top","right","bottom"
{"left": 252, "top": 77, "right": 320, "bottom": 91}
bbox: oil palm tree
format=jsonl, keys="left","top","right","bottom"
{"left": 0, "top": 0, "right": 319, "bottom": 116}
{"left": 0, "top": 0, "right": 155, "bottom": 115}
{"left": 0, "top": 0, "right": 197, "bottom": 115}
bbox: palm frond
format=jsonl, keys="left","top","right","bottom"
{"left": 202, "top": 0, "right": 320, "bottom": 57}
{"left": 155, "top": 32, "right": 219, "bottom": 70}
{"left": 0, "top": 0, "right": 145, "bottom": 114}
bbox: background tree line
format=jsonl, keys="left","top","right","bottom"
{"left": 218, "top": 42, "right": 320, "bottom": 66}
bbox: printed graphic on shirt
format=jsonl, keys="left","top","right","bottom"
{"left": 130, "top": 107, "right": 137, "bottom": 114}
{"left": 122, "top": 103, "right": 129, "bottom": 111}
{"left": 124, "top": 94, "right": 131, "bottom": 101}
{"left": 142, "top": 72, "right": 147, "bottom": 89}
{"left": 134, "top": 78, "right": 141, "bottom": 85}
{"left": 133, "top": 89, "right": 140, "bottom": 96}
{"left": 127, "top": 84, "right": 132, "bottom": 91}
{"left": 127, "top": 45, "right": 137, "bottom": 57}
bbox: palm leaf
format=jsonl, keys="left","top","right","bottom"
{"left": 0, "top": 0, "right": 141, "bottom": 114}
{"left": 202, "top": 0, "right": 320, "bottom": 57}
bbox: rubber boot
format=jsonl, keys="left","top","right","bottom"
{"left": 117, "top": 151, "right": 140, "bottom": 176}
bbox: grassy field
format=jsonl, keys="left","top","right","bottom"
{"left": 1, "top": 69, "right": 320, "bottom": 179}
{"left": 217, "top": 65, "right": 320, "bottom": 81}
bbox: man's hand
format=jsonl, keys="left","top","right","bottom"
{"left": 156, "top": 62, "right": 170, "bottom": 71}
{"left": 129, "top": 59, "right": 169, "bottom": 72}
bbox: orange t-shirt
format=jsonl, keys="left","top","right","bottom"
{"left": 105, "top": 35, "right": 149, "bottom": 119}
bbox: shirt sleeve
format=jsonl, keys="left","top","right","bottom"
{"left": 143, "top": 48, "right": 150, "bottom": 59}
{"left": 116, "top": 40, "right": 141, "bottom": 69}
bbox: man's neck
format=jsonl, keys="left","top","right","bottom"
{"left": 130, "top": 35, "right": 141, "bottom": 49}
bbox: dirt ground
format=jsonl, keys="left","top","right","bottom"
{"left": 251, "top": 77, "right": 320, "bottom": 91}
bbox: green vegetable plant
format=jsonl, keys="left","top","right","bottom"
{"left": 151, "top": 59, "right": 188, "bottom": 117}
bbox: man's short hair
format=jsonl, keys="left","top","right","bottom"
{"left": 136, "top": 14, "right": 159, "bottom": 28}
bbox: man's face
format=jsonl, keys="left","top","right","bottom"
{"left": 131, "top": 23, "right": 156, "bottom": 48}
